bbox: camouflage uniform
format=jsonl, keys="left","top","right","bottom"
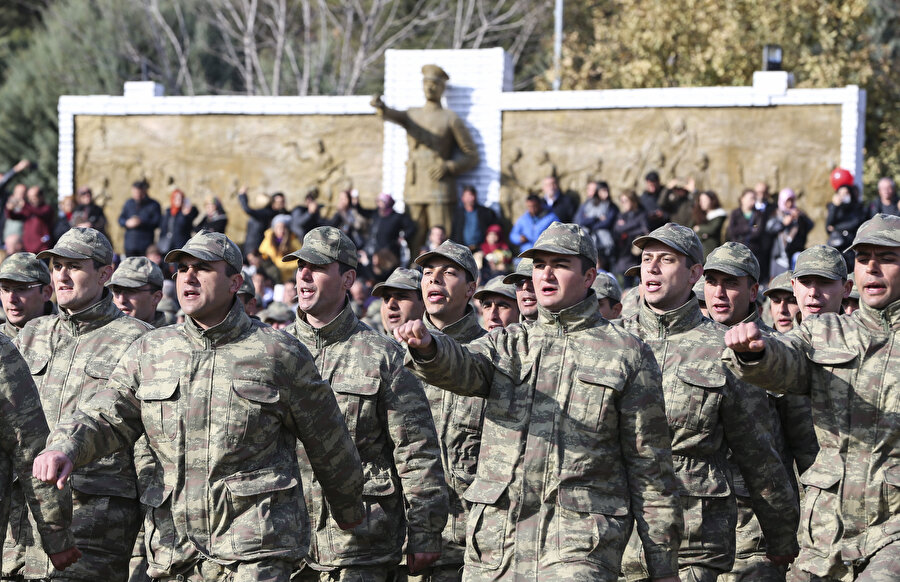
{"left": 12, "top": 229, "right": 152, "bottom": 581}
{"left": 371, "top": 268, "right": 423, "bottom": 336}
{"left": 43, "top": 231, "right": 365, "bottom": 582}
{"left": 407, "top": 223, "right": 682, "bottom": 581}
{"left": 725, "top": 214, "right": 900, "bottom": 581}
{"left": 501, "top": 259, "right": 536, "bottom": 324}
{"left": 0, "top": 252, "right": 54, "bottom": 340}
{"left": 284, "top": 227, "right": 447, "bottom": 581}
{"left": 591, "top": 272, "right": 622, "bottom": 303}
{"left": 618, "top": 224, "right": 799, "bottom": 582}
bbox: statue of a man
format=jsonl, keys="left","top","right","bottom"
{"left": 371, "top": 64, "right": 480, "bottom": 253}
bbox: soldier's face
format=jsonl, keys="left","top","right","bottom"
{"left": 176, "top": 258, "right": 242, "bottom": 329}
{"left": 295, "top": 261, "right": 354, "bottom": 323}
{"left": 421, "top": 258, "right": 475, "bottom": 323}
{"left": 514, "top": 278, "right": 538, "bottom": 319}
{"left": 641, "top": 243, "right": 702, "bottom": 313}
{"left": 703, "top": 270, "right": 758, "bottom": 326}
{"left": 380, "top": 288, "right": 424, "bottom": 334}
{"left": 792, "top": 275, "right": 851, "bottom": 318}
{"left": 51, "top": 257, "right": 111, "bottom": 313}
{"left": 768, "top": 290, "right": 799, "bottom": 333}
{"left": 596, "top": 297, "right": 622, "bottom": 320}
{"left": 532, "top": 252, "right": 595, "bottom": 312}
{"left": 479, "top": 294, "right": 520, "bottom": 331}
{"left": 0, "top": 281, "right": 50, "bottom": 328}
{"left": 111, "top": 285, "right": 162, "bottom": 324}
{"left": 854, "top": 244, "right": 900, "bottom": 309}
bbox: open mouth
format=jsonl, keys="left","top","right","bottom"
{"left": 645, "top": 280, "right": 662, "bottom": 292}
{"left": 426, "top": 290, "right": 446, "bottom": 303}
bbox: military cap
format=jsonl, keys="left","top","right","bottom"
{"left": 415, "top": 239, "right": 478, "bottom": 282}
{"left": 502, "top": 258, "right": 533, "bottom": 285}
{"left": 848, "top": 274, "right": 860, "bottom": 300}
{"left": 849, "top": 213, "right": 900, "bottom": 250}
{"left": 704, "top": 242, "right": 760, "bottom": 282}
{"left": 422, "top": 64, "right": 449, "bottom": 81}
{"left": 474, "top": 275, "right": 517, "bottom": 302}
{"left": 284, "top": 226, "right": 358, "bottom": 268}
{"left": 693, "top": 276, "right": 706, "bottom": 303}
{"left": 592, "top": 272, "right": 622, "bottom": 303}
{"left": 237, "top": 278, "right": 256, "bottom": 298}
{"left": 261, "top": 301, "right": 295, "bottom": 324}
{"left": 519, "top": 222, "right": 598, "bottom": 265}
{"left": 108, "top": 256, "right": 164, "bottom": 289}
{"left": 0, "top": 252, "right": 50, "bottom": 285}
{"left": 633, "top": 222, "right": 704, "bottom": 265}
{"left": 624, "top": 264, "right": 641, "bottom": 279}
{"left": 157, "top": 296, "right": 179, "bottom": 314}
{"left": 165, "top": 231, "right": 243, "bottom": 274}
{"left": 763, "top": 270, "right": 794, "bottom": 298}
{"left": 793, "top": 245, "right": 846, "bottom": 281}
{"left": 372, "top": 267, "right": 422, "bottom": 298}
{"left": 38, "top": 227, "right": 113, "bottom": 266}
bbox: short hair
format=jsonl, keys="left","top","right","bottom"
{"left": 579, "top": 256, "right": 594, "bottom": 274}
{"left": 338, "top": 262, "right": 355, "bottom": 275}
{"left": 526, "top": 194, "right": 542, "bottom": 204}
{"left": 462, "top": 185, "right": 477, "bottom": 197}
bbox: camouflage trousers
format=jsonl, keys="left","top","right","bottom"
{"left": 2, "top": 482, "right": 30, "bottom": 579}
{"left": 719, "top": 553, "right": 786, "bottom": 582}
{"left": 623, "top": 565, "right": 719, "bottom": 582}
{"left": 291, "top": 565, "right": 393, "bottom": 582}
{"left": 395, "top": 564, "right": 462, "bottom": 582}
{"left": 787, "top": 539, "right": 900, "bottom": 581}
{"left": 130, "top": 524, "right": 149, "bottom": 582}
{"left": 151, "top": 559, "right": 293, "bottom": 582}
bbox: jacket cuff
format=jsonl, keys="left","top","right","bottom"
{"left": 38, "top": 528, "right": 76, "bottom": 556}
{"left": 645, "top": 547, "right": 679, "bottom": 579}
{"left": 406, "top": 531, "right": 442, "bottom": 555}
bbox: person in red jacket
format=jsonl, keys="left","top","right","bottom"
{"left": 6, "top": 185, "right": 52, "bottom": 253}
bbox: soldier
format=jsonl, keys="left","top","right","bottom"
{"left": 0, "top": 252, "right": 53, "bottom": 339}
{"left": 396, "top": 222, "right": 682, "bottom": 581}
{"left": 108, "top": 256, "right": 169, "bottom": 327}
{"left": 501, "top": 258, "right": 537, "bottom": 322}
{"left": 260, "top": 301, "right": 295, "bottom": 329}
{"left": 473, "top": 276, "right": 519, "bottom": 331}
{"left": 692, "top": 276, "right": 708, "bottom": 317}
{"left": 842, "top": 274, "right": 861, "bottom": 315}
{"left": 764, "top": 271, "right": 799, "bottom": 333}
{"left": 9, "top": 228, "right": 152, "bottom": 582}
{"left": 617, "top": 223, "right": 799, "bottom": 582}
{"left": 724, "top": 213, "right": 900, "bottom": 581}
{"left": 33, "top": 231, "right": 366, "bottom": 582}
{"left": 591, "top": 271, "right": 623, "bottom": 320}
{"left": 703, "top": 242, "right": 817, "bottom": 582}
{"left": 236, "top": 278, "right": 260, "bottom": 318}
{"left": 284, "top": 227, "right": 447, "bottom": 581}
{"left": 371, "top": 268, "right": 425, "bottom": 335}
{"left": 791, "top": 245, "right": 852, "bottom": 319}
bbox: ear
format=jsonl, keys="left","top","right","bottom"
{"left": 687, "top": 262, "right": 704, "bottom": 286}
{"left": 229, "top": 273, "right": 244, "bottom": 295}
{"left": 465, "top": 280, "right": 477, "bottom": 300}
{"left": 98, "top": 265, "right": 114, "bottom": 285}
{"left": 41, "top": 284, "right": 53, "bottom": 301}
{"left": 749, "top": 282, "right": 759, "bottom": 304}
{"left": 583, "top": 266, "right": 597, "bottom": 290}
{"left": 342, "top": 268, "right": 357, "bottom": 292}
{"left": 611, "top": 302, "right": 623, "bottom": 319}
{"left": 842, "top": 279, "right": 853, "bottom": 299}
{"left": 151, "top": 289, "right": 163, "bottom": 310}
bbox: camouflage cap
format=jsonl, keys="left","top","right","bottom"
{"left": 371, "top": 267, "right": 422, "bottom": 298}
{"left": 108, "top": 256, "right": 164, "bottom": 289}
{"left": 37, "top": 227, "right": 113, "bottom": 265}
{"left": 763, "top": 270, "right": 794, "bottom": 297}
{"left": 793, "top": 245, "right": 847, "bottom": 280}
{"left": 502, "top": 257, "right": 533, "bottom": 285}
{"left": 473, "top": 275, "right": 517, "bottom": 302}
{"left": 157, "top": 296, "right": 179, "bottom": 314}
{"left": 633, "top": 222, "right": 704, "bottom": 265}
{"left": 415, "top": 239, "right": 478, "bottom": 282}
{"left": 165, "top": 231, "right": 243, "bottom": 274}
{"left": 849, "top": 213, "right": 900, "bottom": 250}
{"left": 284, "top": 226, "right": 358, "bottom": 268}
{"left": 591, "top": 272, "right": 622, "bottom": 302}
{"left": 703, "top": 241, "right": 760, "bottom": 282}
{"left": 519, "top": 222, "right": 598, "bottom": 265}
{"left": 848, "top": 274, "right": 860, "bottom": 300}
{"left": 0, "top": 252, "right": 50, "bottom": 285}
{"left": 261, "top": 301, "right": 295, "bottom": 324}
{"left": 693, "top": 276, "right": 706, "bottom": 303}
{"left": 237, "top": 277, "right": 256, "bottom": 298}
{"left": 624, "top": 264, "right": 641, "bottom": 279}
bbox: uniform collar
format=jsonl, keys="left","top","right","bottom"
{"left": 638, "top": 295, "right": 705, "bottom": 336}
{"left": 184, "top": 298, "right": 251, "bottom": 347}
{"left": 858, "top": 297, "right": 900, "bottom": 332}
{"left": 424, "top": 305, "right": 486, "bottom": 342}
{"left": 292, "top": 299, "right": 359, "bottom": 347}
{"left": 535, "top": 291, "right": 602, "bottom": 334}
{"left": 58, "top": 291, "right": 122, "bottom": 335}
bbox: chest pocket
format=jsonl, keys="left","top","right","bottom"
{"left": 227, "top": 379, "right": 279, "bottom": 446}
{"left": 568, "top": 369, "right": 625, "bottom": 433}
{"left": 83, "top": 359, "right": 116, "bottom": 399}
{"left": 136, "top": 380, "right": 180, "bottom": 442}
{"left": 25, "top": 354, "right": 48, "bottom": 377}
{"left": 332, "top": 372, "right": 381, "bottom": 439}
{"left": 668, "top": 362, "right": 725, "bottom": 432}
{"left": 808, "top": 347, "right": 857, "bottom": 411}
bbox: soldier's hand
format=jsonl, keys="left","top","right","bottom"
{"left": 766, "top": 553, "right": 797, "bottom": 566}
{"left": 49, "top": 546, "right": 82, "bottom": 570}
{"left": 336, "top": 517, "right": 363, "bottom": 530}
{"left": 428, "top": 163, "right": 447, "bottom": 181}
{"left": 724, "top": 322, "right": 765, "bottom": 353}
{"left": 33, "top": 451, "right": 74, "bottom": 490}
{"left": 393, "top": 320, "right": 436, "bottom": 357}
{"left": 408, "top": 551, "right": 441, "bottom": 573}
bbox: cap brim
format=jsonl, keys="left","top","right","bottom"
{"left": 36, "top": 248, "right": 92, "bottom": 261}
{"left": 371, "top": 282, "right": 419, "bottom": 297}
{"left": 518, "top": 243, "right": 579, "bottom": 260}
{"left": 703, "top": 263, "right": 753, "bottom": 279}
{"left": 0, "top": 273, "right": 46, "bottom": 284}
{"left": 502, "top": 272, "right": 528, "bottom": 285}
{"left": 849, "top": 234, "right": 900, "bottom": 251}
{"left": 631, "top": 234, "right": 691, "bottom": 257}
{"left": 414, "top": 251, "right": 476, "bottom": 280}
{"left": 282, "top": 248, "right": 333, "bottom": 265}
{"left": 473, "top": 289, "right": 516, "bottom": 301}
{"left": 763, "top": 286, "right": 793, "bottom": 297}
{"left": 792, "top": 268, "right": 842, "bottom": 280}
{"left": 164, "top": 248, "right": 227, "bottom": 266}
{"left": 624, "top": 265, "right": 641, "bottom": 278}
{"left": 106, "top": 276, "right": 148, "bottom": 288}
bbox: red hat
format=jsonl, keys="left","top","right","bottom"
{"left": 830, "top": 168, "right": 854, "bottom": 191}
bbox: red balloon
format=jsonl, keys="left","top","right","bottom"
{"left": 830, "top": 167, "right": 854, "bottom": 190}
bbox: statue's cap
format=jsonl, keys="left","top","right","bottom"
{"left": 422, "top": 64, "right": 449, "bottom": 81}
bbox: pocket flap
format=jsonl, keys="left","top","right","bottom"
{"left": 675, "top": 460, "right": 732, "bottom": 497}
{"left": 70, "top": 473, "right": 138, "bottom": 498}
{"left": 558, "top": 485, "right": 629, "bottom": 516}
{"left": 332, "top": 373, "right": 380, "bottom": 397}
{"left": 25, "top": 355, "right": 48, "bottom": 376}
{"left": 232, "top": 379, "right": 279, "bottom": 404}
{"left": 223, "top": 468, "right": 298, "bottom": 497}
{"left": 462, "top": 478, "right": 507, "bottom": 505}
{"left": 85, "top": 359, "right": 116, "bottom": 380}
{"left": 362, "top": 473, "right": 397, "bottom": 497}
{"left": 676, "top": 362, "right": 726, "bottom": 389}
{"left": 884, "top": 465, "right": 900, "bottom": 487}
{"left": 575, "top": 371, "right": 626, "bottom": 393}
{"left": 140, "top": 484, "right": 173, "bottom": 508}
{"left": 136, "top": 380, "right": 178, "bottom": 401}
{"left": 799, "top": 463, "right": 841, "bottom": 489}
{"left": 809, "top": 348, "right": 857, "bottom": 366}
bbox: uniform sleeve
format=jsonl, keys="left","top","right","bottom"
{"left": 404, "top": 331, "right": 496, "bottom": 398}
{"left": 723, "top": 325, "right": 813, "bottom": 395}
{"left": 382, "top": 359, "right": 448, "bottom": 554}
{"left": 0, "top": 341, "right": 75, "bottom": 554}
{"left": 619, "top": 342, "right": 682, "bottom": 577}
{"left": 774, "top": 394, "right": 819, "bottom": 475}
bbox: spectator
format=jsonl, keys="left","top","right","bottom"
{"left": 3, "top": 184, "right": 26, "bottom": 242}
{"left": 252, "top": 269, "right": 276, "bottom": 307}
{"left": 7, "top": 185, "right": 53, "bottom": 254}
{"left": 0, "top": 159, "right": 29, "bottom": 238}
{"left": 363, "top": 193, "right": 416, "bottom": 264}
{"left": 195, "top": 195, "right": 228, "bottom": 234}
{"left": 825, "top": 184, "right": 864, "bottom": 256}
{"left": 540, "top": 175, "right": 577, "bottom": 223}
{"left": 480, "top": 223, "right": 512, "bottom": 279}
{"left": 420, "top": 225, "right": 448, "bottom": 255}
{"left": 158, "top": 188, "right": 199, "bottom": 254}
{"left": 639, "top": 171, "right": 667, "bottom": 230}
{"left": 575, "top": 180, "right": 619, "bottom": 268}
{"left": 509, "top": 194, "right": 559, "bottom": 253}
{"left": 290, "top": 190, "right": 327, "bottom": 240}
{"left": 766, "top": 187, "right": 813, "bottom": 279}
{"left": 2, "top": 234, "right": 22, "bottom": 260}
{"left": 450, "top": 184, "right": 497, "bottom": 251}
{"left": 245, "top": 249, "right": 282, "bottom": 288}
{"left": 866, "top": 177, "right": 898, "bottom": 218}
{"left": 328, "top": 189, "right": 368, "bottom": 249}
{"left": 258, "top": 214, "right": 300, "bottom": 283}
{"left": 691, "top": 190, "right": 727, "bottom": 259}
{"left": 54, "top": 195, "right": 75, "bottom": 243}
{"left": 612, "top": 190, "right": 649, "bottom": 283}
{"left": 72, "top": 186, "right": 107, "bottom": 235}
{"left": 118, "top": 179, "right": 162, "bottom": 257}
{"left": 726, "top": 189, "right": 768, "bottom": 279}
{"left": 658, "top": 180, "right": 693, "bottom": 227}
{"left": 237, "top": 186, "right": 286, "bottom": 256}
{"left": 753, "top": 181, "right": 774, "bottom": 217}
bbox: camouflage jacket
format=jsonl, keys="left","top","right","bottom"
{"left": 287, "top": 302, "right": 447, "bottom": 567}
{"left": 0, "top": 336, "right": 74, "bottom": 555}
{"left": 421, "top": 306, "right": 487, "bottom": 566}
{"left": 1, "top": 302, "right": 54, "bottom": 339}
{"left": 44, "top": 299, "right": 365, "bottom": 578}
{"left": 724, "top": 298, "right": 900, "bottom": 578}
{"left": 407, "top": 293, "right": 682, "bottom": 579}
{"left": 618, "top": 297, "right": 799, "bottom": 575}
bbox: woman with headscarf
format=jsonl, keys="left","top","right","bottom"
{"left": 766, "top": 187, "right": 813, "bottom": 280}
{"left": 258, "top": 214, "right": 301, "bottom": 283}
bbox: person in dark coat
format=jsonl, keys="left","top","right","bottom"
{"left": 541, "top": 176, "right": 577, "bottom": 223}
{"left": 363, "top": 193, "right": 417, "bottom": 264}
{"left": 237, "top": 186, "right": 286, "bottom": 256}
{"left": 118, "top": 180, "right": 162, "bottom": 257}
{"left": 450, "top": 185, "right": 497, "bottom": 252}
{"left": 612, "top": 190, "right": 649, "bottom": 283}
{"left": 726, "top": 189, "right": 768, "bottom": 278}
{"left": 158, "top": 189, "right": 199, "bottom": 254}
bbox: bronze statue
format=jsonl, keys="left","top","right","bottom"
{"left": 371, "top": 64, "right": 480, "bottom": 252}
